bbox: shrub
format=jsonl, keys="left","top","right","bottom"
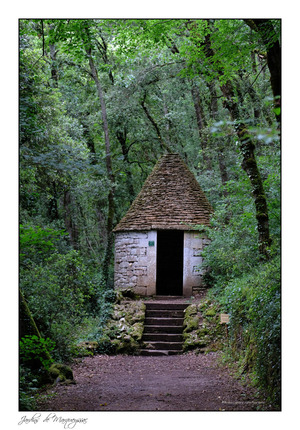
{"left": 200, "top": 209, "right": 260, "bottom": 290}
{"left": 214, "top": 256, "right": 281, "bottom": 407}
{"left": 20, "top": 224, "right": 68, "bottom": 266}
{"left": 20, "top": 335, "right": 55, "bottom": 370}
{"left": 19, "top": 365, "right": 39, "bottom": 411}
{"left": 20, "top": 248, "right": 103, "bottom": 361}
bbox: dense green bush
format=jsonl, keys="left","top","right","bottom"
{"left": 199, "top": 164, "right": 280, "bottom": 409}
{"left": 20, "top": 224, "right": 109, "bottom": 361}
{"left": 20, "top": 335, "right": 55, "bottom": 370}
{"left": 200, "top": 208, "right": 259, "bottom": 289}
{"left": 20, "top": 250, "right": 104, "bottom": 360}
{"left": 213, "top": 256, "right": 280, "bottom": 407}
{"left": 20, "top": 224, "right": 68, "bottom": 266}
{"left": 19, "top": 222, "right": 115, "bottom": 409}
{"left": 19, "top": 365, "right": 39, "bottom": 410}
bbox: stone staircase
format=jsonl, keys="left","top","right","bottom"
{"left": 140, "top": 300, "right": 189, "bottom": 356}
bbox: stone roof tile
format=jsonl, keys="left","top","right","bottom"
{"left": 113, "top": 153, "right": 213, "bottom": 232}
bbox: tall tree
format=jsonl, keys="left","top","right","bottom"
{"left": 82, "top": 24, "right": 116, "bottom": 285}
{"left": 244, "top": 19, "right": 281, "bottom": 125}
{"left": 191, "top": 23, "right": 273, "bottom": 257}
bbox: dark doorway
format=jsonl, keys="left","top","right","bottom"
{"left": 156, "top": 230, "right": 184, "bottom": 295}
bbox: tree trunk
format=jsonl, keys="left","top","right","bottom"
{"left": 49, "top": 43, "right": 59, "bottom": 87}
{"left": 85, "top": 46, "right": 115, "bottom": 286}
{"left": 202, "top": 31, "right": 272, "bottom": 257}
{"left": 63, "top": 189, "right": 79, "bottom": 249}
{"left": 245, "top": 19, "right": 281, "bottom": 125}
{"left": 221, "top": 80, "right": 272, "bottom": 257}
{"left": 162, "top": 93, "right": 172, "bottom": 147}
{"left": 20, "top": 289, "right": 42, "bottom": 340}
{"left": 141, "top": 91, "right": 171, "bottom": 153}
{"left": 48, "top": 23, "right": 59, "bottom": 87}
{"left": 116, "top": 128, "right": 135, "bottom": 202}
{"left": 191, "top": 83, "right": 212, "bottom": 169}
{"left": 208, "top": 80, "right": 229, "bottom": 198}
{"left": 19, "top": 289, "right": 53, "bottom": 362}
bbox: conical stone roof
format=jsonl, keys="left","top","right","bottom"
{"left": 113, "top": 153, "right": 213, "bottom": 232}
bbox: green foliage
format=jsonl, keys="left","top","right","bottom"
{"left": 183, "top": 300, "right": 225, "bottom": 352}
{"left": 213, "top": 256, "right": 280, "bottom": 407}
{"left": 20, "top": 224, "right": 68, "bottom": 265}
{"left": 19, "top": 365, "right": 39, "bottom": 410}
{"left": 20, "top": 335, "right": 55, "bottom": 370}
{"left": 197, "top": 119, "right": 280, "bottom": 407}
{"left": 20, "top": 249, "right": 103, "bottom": 360}
{"left": 201, "top": 199, "right": 260, "bottom": 289}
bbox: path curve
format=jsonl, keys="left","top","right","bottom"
{"left": 37, "top": 352, "right": 266, "bottom": 411}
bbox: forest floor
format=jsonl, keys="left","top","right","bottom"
{"left": 36, "top": 351, "right": 270, "bottom": 411}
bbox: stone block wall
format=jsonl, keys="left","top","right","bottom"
{"left": 114, "top": 230, "right": 209, "bottom": 297}
{"left": 114, "top": 231, "right": 157, "bottom": 296}
{"left": 183, "top": 232, "right": 209, "bottom": 296}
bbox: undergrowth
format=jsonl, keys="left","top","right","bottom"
{"left": 209, "top": 256, "right": 281, "bottom": 409}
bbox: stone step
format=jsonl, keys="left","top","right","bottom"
{"left": 146, "top": 309, "right": 185, "bottom": 318}
{"left": 143, "top": 325, "right": 183, "bottom": 334}
{"left": 143, "top": 333, "right": 183, "bottom": 342}
{"left": 140, "top": 349, "right": 181, "bottom": 356}
{"left": 141, "top": 301, "right": 188, "bottom": 356}
{"left": 144, "top": 341, "right": 183, "bottom": 350}
{"left": 144, "top": 317, "right": 184, "bottom": 326}
{"left": 145, "top": 303, "right": 188, "bottom": 311}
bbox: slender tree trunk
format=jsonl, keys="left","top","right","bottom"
{"left": 49, "top": 43, "right": 59, "bottom": 87}
{"left": 48, "top": 23, "right": 59, "bottom": 87}
{"left": 86, "top": 49, "right": 114, "bottom": 182}
{"left": 85, "top": 46, "right": 115, "bottom": 286}
{"left": 47, "top": 181, "right": 59, "bottom": 221}
{"left": 63, "top": 189, "right": 79, "bottom": 249}
{"left": 20, "top": 289, "right": 42, "bottom": 340}
{"left": 208, "top": 80, "right": 229, "bottom": 198}
{"left": 116, "top": 128, "right": 135, "bottom": 202}
{"left": 19, "top": 289, "right": 53, "bottom": 362}
{"left": 162, "top": 93, "right": 172, "bottom": 147}
{"left": 191, "top": 83, "right": 212, "bottom": 169}
{"left": 141, "top": 91, "right": 171, "bottom": 153}
{"left": 221, "top": 80, "right": 272, "bottom": 256}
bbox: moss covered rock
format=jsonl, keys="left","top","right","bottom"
{"left": 205, "top": 308, "right": 217, "bottom": 317}
{"left": 130, "top": 322, "right": 144, "bottom": 341}
{"left": 99, "top": 299, "right": 146, "bottom": 355}
{"left": 115, "top": 288, "right": 139, "bottom": 303}
{"left": 48, "top": 363, "right": 75, "bottom": 385}
{"left": 184, "top": 304, "right": 198, "bottom": 318}
{"left": 183, "top": 331, "right": 210, "bottom": 351}
{"left": 183, "top": 315, "right": 199, "bottom": 333}
{"left": 76, "top": 341, "right": 99, "bottom": 356}
{"left": 182, "top": 299, "right": 226, "bottom": 353}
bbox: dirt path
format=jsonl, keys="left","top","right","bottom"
{"left": 37, "top": 352, "right": 267, "bottom": 411}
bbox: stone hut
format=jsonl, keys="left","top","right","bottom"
{"left": 113, "top": 153, "right": 213, "bottom": 297}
